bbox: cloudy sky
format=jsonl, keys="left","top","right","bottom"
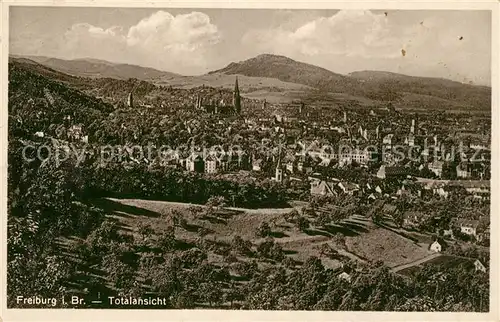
{"left": 10, "top": 7, "right": 491, "bottom": 85}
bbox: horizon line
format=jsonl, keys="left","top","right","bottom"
{"left": 9, "top": 52, "right": 492, "bottom": 87}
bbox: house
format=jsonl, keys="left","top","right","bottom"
{"left": 408, "top": 134, "right": 415, "bottom": 147}
{"left": 219, "top": 154, "right": 230, "bottom": 172}
{"left": 310, "top": 180, "right": 337, "bottom": 197}
{"left": 460, "top": 220, "right": 479, "bottom": 237}
{"left": 383, "top": 134, "right": 394, "bottom": 146}
{"left": 454, "top": 180, "right": 490, "bottom": 200}
{"left": 474, "top": 259, "right": 486, "bottom": 273}
{"left": 376, "top": 165, "right": 408, "bottom": 180}
{"left": 403, "top": 211, "right": 422, "bottom": 228}
{"left": 34, "top": 131, "right": 44, "bottom": 138}
{"left": 186, "top": 154, "right": 204, "bottom": 173}
{"left": 456, "top": 162, "right": 472, "bottom": 179}
{"left": 434, "top": 186, "right": 449, "bottom": 199}
{"left": 67, "top": 124, "right": 83, "bottom": 141}
{"left": 442, "top": 229, "right": 454, "bottom": 238}
{"left": 337, "top": 272, "right": 352, "bottom": 282}
{"left": 297, "top": 155, "right": 314, "bottom": 174}
{"left": 284, "top": 154, "right": 296, "bottom": 173}
{"left": 429, "top": 161, "right": 444, "bottom": 177}
{"left": 251, "top": 158, "right": 262, "bottom": 172}
{"left": 430, "top": 240, "right": 442, "bottom": 253}
{"left": 338, "top": 182, "right": 360, "bottom": 195}
{"left": 205, "top": 155, "right": 218, "bottom": 174}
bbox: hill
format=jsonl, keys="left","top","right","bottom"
{"left": 210, "top": 54, "right": 491, "bottom": 110}
{"left": 210, "top": 54, "right": 360, "bottom": 94}
{"left": 154, "top": 72, "right": 312, "bottom": 104}
{"left": 11, "top": 54, "right": 492, "bottom": 111}
{"left": 8, "top": 57, "right": 114, "bottom": 135}
{"left": 349, "top": 70, "right": 491, "bottom": 110}
{"left": 13, "top": 55, "right": 179, "bottom": 80}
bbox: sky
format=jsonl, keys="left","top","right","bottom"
{"left": 10, "top": 7, "right": 492, "bottom": 85}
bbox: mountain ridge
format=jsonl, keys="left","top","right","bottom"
{"left": 210, "top": 54, "right": 491, "bottom": 110}
{"left": 10, "top": 54, "right": 491, "bottom": 110}
{"left": 11, "top": 55, "right": 180, "bottom": 81}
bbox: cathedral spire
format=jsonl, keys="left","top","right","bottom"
{"left": 233, "top": 76, "right": 241, "bottom": 114}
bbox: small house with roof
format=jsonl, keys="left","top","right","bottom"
{"left": 186, "top": 154, "right": 204, "bottom": 173}
{"left": 474, "top": 259, "right": 486, "bottom": 273}
{"left": 429, "top": 240, "right": 442, "bottom": 253}
{"left": 310, "top": 179, "right": 337, "bottom": 197}
{"left": 338, "top": 182, "right": 360, "bottom": 196}
{"left": 376, "top": 165, "right": 408, "bottom": 180}
{"left": 460, "top": 219, "right": 480, "bottom": 237}
{"left": 205, "top": 155, "right": 218, "bottom": 174}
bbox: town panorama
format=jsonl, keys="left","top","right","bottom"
{"left": 6, "top": 7, "right": 491, "bottom": 312}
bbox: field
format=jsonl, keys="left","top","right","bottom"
{"left": 398, "top": 255, "right": 475, "bottom": 276}
{"left": 154, "top": 73, "right": 312, "bottom": 104}
{"left": 55, "top": 197, "right": 440, "bottom": 299}
{"left": 84, "top": 198, "right": 431, "bottom": 269}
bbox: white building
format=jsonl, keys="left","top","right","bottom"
{"left": 430, "top": 240, "right": 442, "bottom": 253}
{"left": 205, "top": 155, "right": 218, "bottom": 174}
{"left": 474, "top": 260, "right": 486, "bottom": 273}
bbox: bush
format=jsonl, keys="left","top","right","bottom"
{"left": 256, "top": 222, "right": 272, "bottom": 238}
{"left": 233, "top": 260, "right": 258, "bottom": 278}
{"left": 232, "top": 235, "right": 253, "bottom": 256}
{"left": 257, "top": 238, "right": 284, "bottom": 261}
{"left": 282, "top": 256, "right": 296, "bottom": 269}
{"left": 296, "top": 216, "right": 310, "bottom": 232}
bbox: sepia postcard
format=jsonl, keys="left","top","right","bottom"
{"left": 1, "top": 1, "right": 498, "bottom": 321}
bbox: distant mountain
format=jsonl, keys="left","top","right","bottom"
{"left": 12, "top": 55, "right": 179, "bottom": 81}
{"left": 10, "top": 54, "right": 491, "bottom": 111}
{"left": 209, "top": 54, "right": 361, "bottom": 93}
{"left": 8, "top": 57, "right": 83, "bottom": 85}
{"left": 8, "top": 57, "right": 114, "bottom": 136}
{"left": 9, "top": 57, "right": 162, "bottom": 106}
{"left": 349, "top": 70, "right": 491, "bottom": 110}
{"left": 211, "top": 54, "right": 491, "bottom": 110}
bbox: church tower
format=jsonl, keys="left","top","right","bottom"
{"left": 127, "top": 91, "right": 134, "bottom": 108}
{"left": 233, "top": 76, "right": 241, "bottom": 114}
{"left": 275, "top": 136, "right": 284, "bottom": 183}
{"left": 275, "top": 154, "right": 283, "bottom": 183}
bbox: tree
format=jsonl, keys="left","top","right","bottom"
{"left": 150, "top": 262, "right": 181, "bottom": 300}
{"left": 101, "top": 253, "right": 136, "bottom": 291}
{"left": 178, "top": 248, "right": 208, "bottom": 268}
{"left": 284, "top": 209, "right": 300, "bottom": 223}
{"left": 257, "top": 238, "right": 284, "bottom": 261}
{"left": 206, "top": 195, "right": 227, "bottom": 209}
{"left": 232, "top": 235, "right": 253, "bottom": 256}
{"left": 155, "top": 226, "right": 176, "bottom": 252}
{"left": 256, "top": 221, "right": 272, "bottom": 238}
{"left": 137, "top": 221, "right": 154, "bottom": 244}
{"left": 199, "top": 281, "right": 223, "bottom": 307}
{"left": 296, "top": 216, "right": 310, "bottom": 232}
{"left": 233, "top": 260, "right": 258, "bottom": 279}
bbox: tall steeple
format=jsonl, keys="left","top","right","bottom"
{"left": 233, "top": 76, "right": 241, "bottom": 114}
{"left": 127, "top": 91, "right": 134, "bottom": 108}
{"left": 275, "top": 135, "right": 284, "bottom": 183}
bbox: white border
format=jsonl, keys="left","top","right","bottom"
{"left": 1, "top": 1, "right": 498, "bottom": 321}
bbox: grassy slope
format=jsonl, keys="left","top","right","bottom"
{"left": 97, "top": 198, "right": 430, "bottom": 268}
{"left": 154, "top": 73, "right": 313, "bottom": 104}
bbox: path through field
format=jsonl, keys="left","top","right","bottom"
{"left": 391, "top": 253, "right": 442, "bottom": 273}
